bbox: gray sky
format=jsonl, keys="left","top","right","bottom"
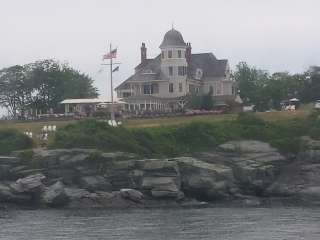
{"left": 0, "top": 0, "right": 320, "bottom": 115}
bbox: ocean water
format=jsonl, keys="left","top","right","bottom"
{"left": 0, "top": 207, "right": 319, "bottom": 240}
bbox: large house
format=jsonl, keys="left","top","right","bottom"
{"left": 115, "top": 28, "right": 236, "bottom": 112}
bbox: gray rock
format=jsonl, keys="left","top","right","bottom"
{"left": 267, "top": 138, "right": 320, "bottom": 203}
{"left": 0, "top": 183, "right": 32, "bottom": 203}
{"left": 0, "top": 156, "right": 21, "bottom": 165}
{"left": 64, "top": 187, "right": 91, "bottom": 200}
{"left": 62, "top": 188, "right": 142, "bottom": 208}
{"left": 13, "top": 168, "right": 45, "bottom": 178}
{"left": 142, "top": 176, "right": 181, "bottom": 198}
{"left": 176, "top": 157, "right": 234, "bottom": 200}
{"left": 101, "top": 152, "right": 137, "bottom": 161}
{"left": 93, "top": 191, "right": 142, "bottom": 208}
{"left": 0, "top": 164, "right": 12, "bottom": 180}
{"left": 45, "top": 168, "right": 78, "bottom": 184}
{"left": 59, "top": 153, "right": 89, "bottom": 167}
{"left": 78, "top": 176, "right": 112, "bottom": 192}
{"left": 218, "top": 140, "right": 277, "bottom": 153}
{"left": 216, "top": 141, "right": 288, "bottom": 195}
{"left": 41, "top": 181, "right": 69, "bottom": 206}
{"left": 12, "top": 173, "right": 46, "bottom": 193}
{"left": 142, "top": 159, "right": 179, "bottom": 177}
{"left": 120, "top": 188, "right": 144, "bottom": 203}
{"left": 151, "top": 190, "right": 184, "bottom": 199}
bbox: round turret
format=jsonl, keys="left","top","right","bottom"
{"left": 159, "top": 29, "right": 186, "bottom": 48}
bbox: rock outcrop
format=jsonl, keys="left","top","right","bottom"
{"left": 1, "top": 138, "right": 320, "bottom": 208}
{"left": 267, "top": 137, "right": 320, "bottom": 204}
{"left": 41, "top": 181, "right": 68, "bottom": 206}
{"left": 217, "top": 141, "right": 288, "bottom": 195}
{"left": 176, "top": 157, "right": 234, "bottom": 200}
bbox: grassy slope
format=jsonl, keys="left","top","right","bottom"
{"left": 50, "top": 110, "right": 317, "bottom": 157}
{"left": 0, "top": 110, "right": 309, "bottom": 132}
{"left": 0, "top": 110, "right": 311, "bottom": 150}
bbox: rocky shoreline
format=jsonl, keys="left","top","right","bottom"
{"left": 1, "top": 138, "right": 320, "bottom": 209}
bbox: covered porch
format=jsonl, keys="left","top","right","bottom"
{"left": 121, "top": 96, "right": 185, "bottom": 114}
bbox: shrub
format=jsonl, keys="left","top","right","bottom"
{"left": 51, "top": 120, "right": 146, "bottom": 154}
{"left": 18, "top": 149, "right": 34, "bottom": 161}
{"left": 236, "top": 112, "right": 266, "bottom": 126}
{"left": 50, "top": 115, "right": 317, "bottom": 157}
{"left": 0, "top": 129, "right": 33, "bottom": 155}
{"left": 308, "top": 116, "right": 320, "bottom": 140}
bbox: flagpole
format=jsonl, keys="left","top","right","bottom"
{"left": 110, "top": 43, "right": 115, "bottom": 122}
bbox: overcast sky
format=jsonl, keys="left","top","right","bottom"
{"left": 1, "top": 0, "right": 319, "bottom": 114}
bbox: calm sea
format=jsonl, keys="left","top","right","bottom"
{"left": 0, "top": 207, "right": 319, "bottom": 240}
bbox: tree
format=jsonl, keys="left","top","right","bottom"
{"left": 201, "top": 88, "right": 214, "bottom": 110}
{"left": 301, "top": 67, "right": 320, "bottom": 102}
{"left": 0, "top": 59, "right": 98, "bottom": 118}
{"left": 186, "top": 88, "right": 214, "bottom": 110}
{"left": 234, "top": 62, "right": 269, "bottom": 110}
{"left": 28, "top": 59, "right": 98, "bottom": 113}
{"left": 0, "top": 65, "right": 34, "bottom": 118}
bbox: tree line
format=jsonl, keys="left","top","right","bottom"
{"left": 234, "top": 62, "right": 320, "bottom": 111}
{"left": 0, "top": 59, "right": 98, "bottom": 119}
{"left": 1, "top": 58, "right": 319, "bottom": 118}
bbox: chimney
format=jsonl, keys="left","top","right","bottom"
{"left": 141, "top": 42, "right": 147, "bottom": 63}
{"left": 186, "top": 42, "right": 192, "bottom": 65}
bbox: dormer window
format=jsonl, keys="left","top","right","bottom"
{"left": 195, "top": 68, "right": 203, "bottom": 80}
{"left": 161, "top": 51, "right": 165, "bottom": 59}
{"left": 168, "top": 50, "right": 172, "bottom": 58}
{"left": 178, "top": 50, "right": 182, "bottom": 58}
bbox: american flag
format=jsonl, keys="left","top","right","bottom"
{"left": 103, "top": 48, "right": 117, "bottom": 60}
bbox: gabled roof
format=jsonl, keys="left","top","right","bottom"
{"left": 189, "top": 53, "right": 228, "bottom": 77}
{"left": 115, "top": 54, "right": 168, "bottom": 90}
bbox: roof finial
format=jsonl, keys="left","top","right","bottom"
{"left": 171, "top": 21, "right": 174, "bottom": 30}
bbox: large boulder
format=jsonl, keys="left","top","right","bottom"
{"left": 11, "top": 173, "right": 46, "bottom": 193}
{"left": 41, "top": 181, "right": 69, "bottom": 206}
{"left": 175, "top": 157, "right": 234, "bottom": 200}
{"left": 217, "top": 141, "right": 288, "bottom": 195}
{"left": 140, "top": 159, "right": 182, "bottom": 199}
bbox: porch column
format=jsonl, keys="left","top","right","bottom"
{"left": 64, "top": 104, "right": 69, "bottom": 114}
